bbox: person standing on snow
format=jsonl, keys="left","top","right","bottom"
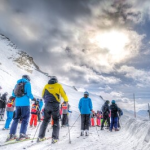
{"left": 38, "top": 76, "right": 68, "bottom": 144}
{"left": 109, "top": 100, "right": 119, "bottom": 132}
{"left": 101, "top": 100, "right": 110, "bottom": 130}
{"left": 3, "top": 96, "right": 15, "bottom": 130}
{"left": 6, "top": 75, "right": 36, "bottom": 141}
{"left": 0, "top": 92, "right": 8, "bottom": 121}
{"left": 78, "top": 91, "right": 93, "bottom": 136}
{"left": 30, "top": 101, "right": 40, "bottom": 128}
{"left": 61, "top": 101, "right": 71, "bottom": 127}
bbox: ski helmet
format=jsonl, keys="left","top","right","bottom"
{"left": 22, "top": 75, "right": 30, "bottom": 81}
{"left": 106, "top": 100, "right": 110, "bottom": 104}
{"left": 48, "top": 76, "right": 58, "bottom": 84}
{"left": 111, "top": 100, "right": 116, "bottom": 104}
{"left": 84, "top": 91, "right": 89, "bottom": 96}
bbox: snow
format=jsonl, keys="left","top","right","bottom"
{"left": 0, "top": 35, "right": 150, "bottom": 150}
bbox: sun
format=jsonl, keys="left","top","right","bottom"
{"left": 89, "top": 30, "right": 129, "bottom": 58}
{"left": 96, "top": 31, "right": 129, "bottom": 54}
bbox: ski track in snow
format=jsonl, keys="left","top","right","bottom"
{"left": 0, "top": 114, "right": 150, "bottom": 150}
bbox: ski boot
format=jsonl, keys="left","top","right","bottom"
{"left": 85, "top": 130, "right": 89, "bottom": 136}
{"left": 52, "top": 138, "right": 58, "bottom": 144}
{"left": 109, "top": 129, "right": 112, "bottom": 132}
{"left": 115, "top": 128, "right": 119, "bottom": 131}
{"left": 37, "top": 137, "right": 46, "bottom": 142}
{"left": 16, "top": 133, "right": 30, "bottom": 141}
{"left": 80, "top": 130, "right": 84, "bottom": 136}
{"left": 6, "top": 134, "right": 17, "bottom": 142}
{"left": 101, "top": 128, "right": 104, "bottom": 130}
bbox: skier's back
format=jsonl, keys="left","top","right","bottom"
{"left": 38, "top": 76, "right": 68, "bottom": 144}
{"left": 78, "top": 91, "right": 93, "bottom": 136}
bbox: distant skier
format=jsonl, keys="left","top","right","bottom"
{"left": 30, "top": 101, "right": 40, "bottom": 127}
{"left": 101, "top": 100, "right": 110, "bottom": 130}
{"left": 6, "top": 75, "right": 36, "bottom": 141}
{"left": 78, "top": 91, "right": 93, "bottom": 136}
{"left": 109, "top": 100, "right": 119, "bottom": 132}
{"left": 3, "top": 96, "right": 15, "bottom": 130}
{"left": 0, "top": 92, "right": 8, "bottom": 121}
{"left": 61, "top": 101, "right": 71, "bottom": 127}
{"left": 37, "top": 76, "right": 68, "bottom": 144}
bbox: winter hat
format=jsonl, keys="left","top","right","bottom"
{"left": 22, "top": 75, "right": 30, "bottom": 81}
{"left": 111, "top": 100, "right": 116, "bottom": 104}
{"left": 84, "top": 91, "right": 89, "bottom": 96}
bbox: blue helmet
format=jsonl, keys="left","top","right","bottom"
{"left": 112, "top": 100, "right": 116, "bottom": 104}
{"left": 84, "top": 91, "right": 89, "bottom": 96}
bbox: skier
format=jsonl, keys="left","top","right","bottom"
{"left": 96, "top": 111, "right": 101, "bottom": 127}
{"left": 3, "top": 96, "right": 15, "bottom": 130}
{"left": 78, "top": 91, "right": 93, "bottom": 136}
{"left": 61, "top": 101, "right": 70, "bottom": 127}
{"left": 109, "top": 100, "right": 119, "bottom": 132}
{"left": 30, "top": 101, "right": 40, "bottom": 127}
{"left": 37, "top": 76, "right": 68, "bottom": 144}
{"left": 38, "top": 99, "right": 44, "bottom": 122}
{"left": 0, "top": 92, "right": 8, "bottom": 121}
{"left": 6, "top": 75, "right": 36, "bottom": 141}
{"left": 101, "top": 100, "right": 110, "bottom": 130}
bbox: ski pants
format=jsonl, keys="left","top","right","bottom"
{"left": 81, "top": 114, "right": 90, "bottom": 131}
{"left": 0, "top": 108, "right": 5, "bottom": 120}
{"left": 4, "top": 111, "right": 14, "bottom": 129}
{"left": 38, "top": 102, "right": 60, "bottom": 139}
{"left": 101, "top": 115, "right": 110, "bottom": 129}
{"left": 110, "top": 117, "right": 118, "bottom": 130}
{"left": 30, "top": 114, "right": 38, "bottom": 126}
{"left": 62, "top": 114, "right": 68, "bottom": 126}
{"left": 37, "top": 111, "right": 41, "bottom": 121}
{"left": 10, "top": 106, "right": 30, "bottom": 134}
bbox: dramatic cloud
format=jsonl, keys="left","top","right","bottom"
{"left": 0, "top": 0, "right": 150, "bottom": 110}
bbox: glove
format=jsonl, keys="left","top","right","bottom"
{"left": 68, "top": 110, "right": 72, "bottom": 113}
{"left": 32, "top": 98, "right": 36, "bottom": 101}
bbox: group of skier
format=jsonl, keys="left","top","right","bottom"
{"left": 0, "top": 74, "right": 123, "bottom": 145}
{"left": 78, "top": 91, "right": 123, "bottom": 136}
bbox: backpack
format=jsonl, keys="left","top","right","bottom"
{"left": 110, "top": 104, "right": 118, "bottom": 113}
{"left": 14, "top": 82, "right": 26, "bottom": 97}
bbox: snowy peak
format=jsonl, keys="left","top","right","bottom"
{"left": 0, "top": 34, "right": 39, "bottom": 73}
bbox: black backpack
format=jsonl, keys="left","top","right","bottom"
{"left": 14, "top": 82, "right": 26, "bottom": 97}
{"left": 110, "top": 104, "right": 118, "bottom": 113}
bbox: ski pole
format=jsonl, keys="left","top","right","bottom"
{"left": 68, "top": 125, "right": 71, "bottom": 144}
{"left": 96, "top": 125, "right": 99, "bottom": 136}
{"left": 31, "top": 121, "right": 41, "bottom": 142}
{"left": 68, "top": 112, "right": 72, "bottom": 144}
{"left": 65, "top": 114, "right": 80, "bottom": 137}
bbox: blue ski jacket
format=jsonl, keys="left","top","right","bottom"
{"left": 12, "top": 78, "right": 34, "bottom": 106}
{"left": 78, "top": 97, "right": 93, "bottom": 114}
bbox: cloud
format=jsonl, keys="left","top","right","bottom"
{"left": 0, "top": 0, "right": 150, "bottom": 110}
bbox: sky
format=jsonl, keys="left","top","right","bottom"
{"left": 0, "top": 0, "right": 150, "bottom": 110}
